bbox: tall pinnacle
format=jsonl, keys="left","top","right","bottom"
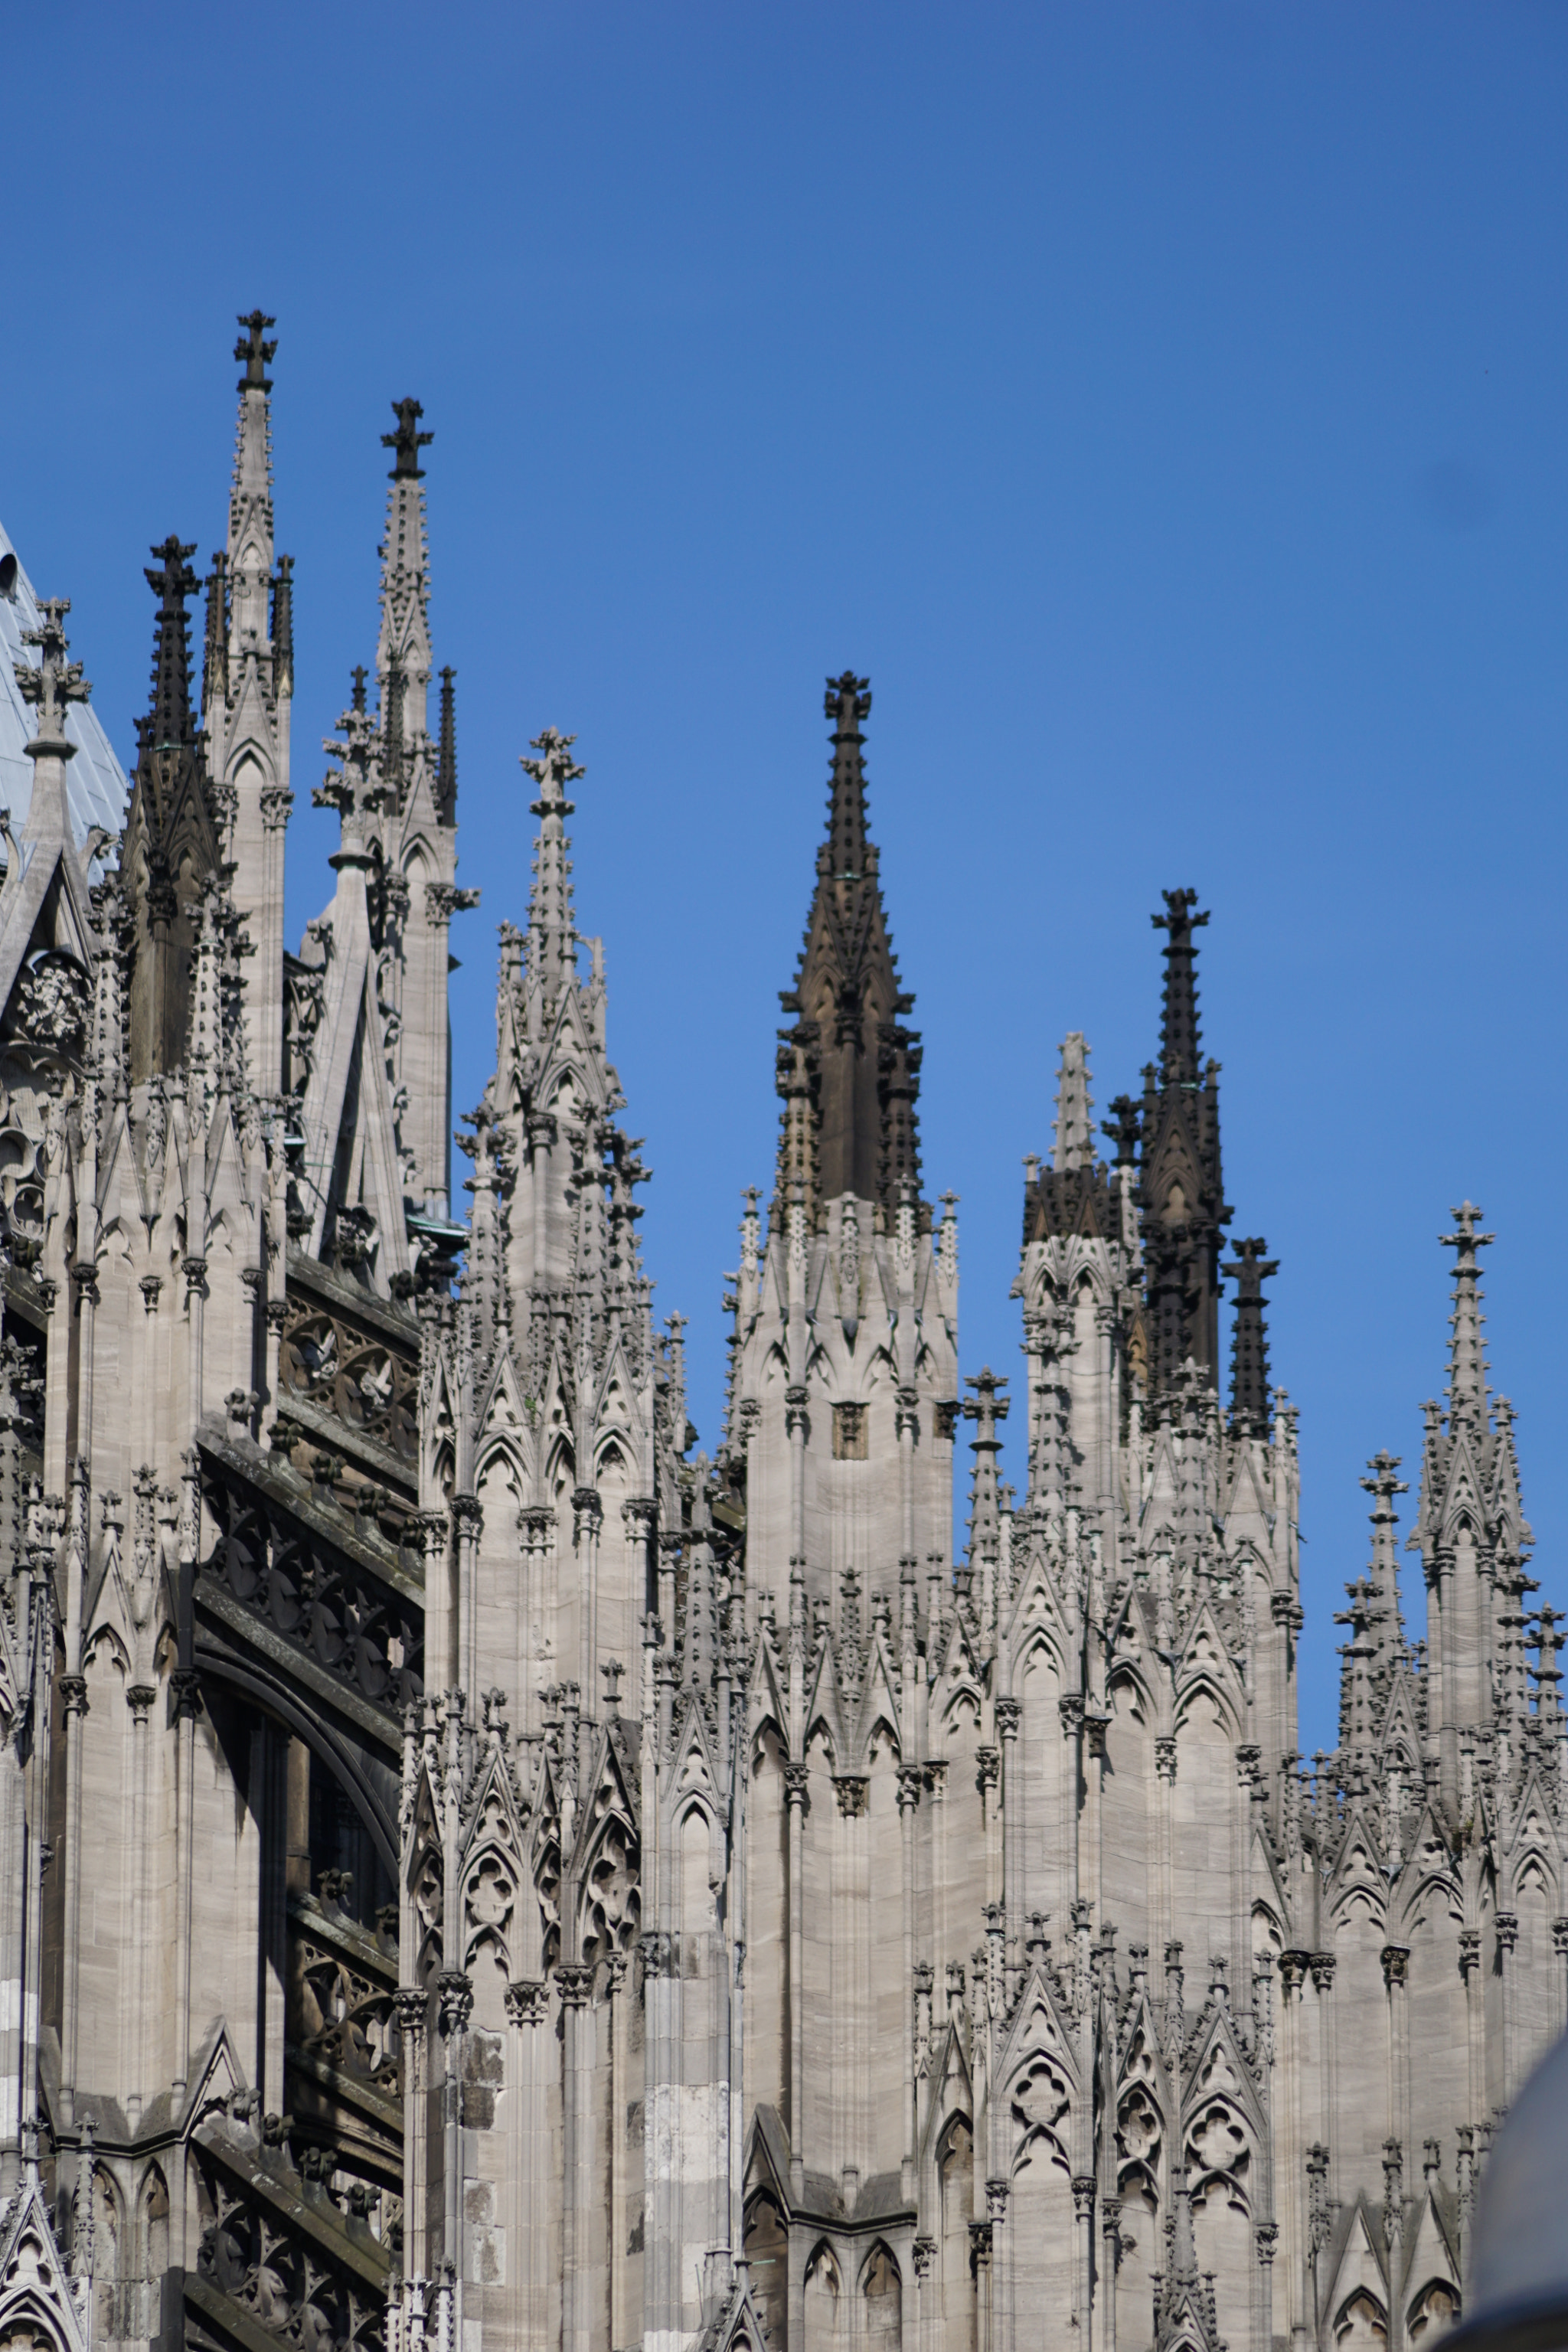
{"left": 1153, "top": 887, "right": 1207, "bottom": 1086}
{"left": 520, "top": 727, "right": 584, "bottom": 1009}
{"left": 962, "top": 1368, "right": 1009, "bottom": 1574}
{"left": 1441, "top": 1202, "right": 1493, "bottom": 1432}
{"left": 774, "top": 674, "right": 923, "bottom": 1223}
{"left": 143, "top": 539, "right": 201, "bottom": 764}
{"left": 377, "top": 400, "right": 433, "bottom": 769}
{"left": 1138, "top": 889, "right": 1230, "bottom": 1393}
{"left": 1224, "top": 1237, "right": 1277, "bottom": 1437}
{"left": 1053, "top": 1033, "right": 1093, "bottom": 1171}
{"left": 436, "top": 665, "right": 458, "bottom": 824}
{"left": 1360, "top": 1450, "right": 1408, "bottom": 1667}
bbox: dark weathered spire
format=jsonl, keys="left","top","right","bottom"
{"left": 271, "top": 553, "right": 293, "bottom": 691}
{"left": 1154, "top": 886, "right": 1207, "bottom": 1085}
{"left": 1137, "top": 890, "right": 1230, "bottom": 1395}
{"left": 143, "top": 537, "right": 200, "bottom": 759}
{"left": 382, "top": 397, "right": 433, "bottom": 480}
{"left": 436, "top": 665, "right": 457, "bottom": 824}
{"left": 774, "top": 674, "right": 923, "bottom": 1225}
{"left": 123, "top": 541, "right": 223, "bottom": 1083}
{"left": 234, "top": 309, "right": 276, "bottom": 393}
{"left": 1225, "top": 1237, "right": 1276, "bottom": 1437}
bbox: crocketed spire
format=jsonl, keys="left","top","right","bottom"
{"left": 122, "top": 539, "right": 223, "bottom": 1083}
{"left": 1053, "top": 1031, "right": 1093, "bottom": 1171}
{"left": 1441, "top": 1200, "right": 1493, "bottom": 1433}
{"left": 520, "top": 727, "right": 584, "bottom": 1013}
{"left": 773, "top": 673, "right": 924, "bottom": 1227}
{"left": 1225, "top": 1236, "right": 1277, "bottom": 1437}
{"left": 1137, "top": 889, "right": 1230, "bottom": 1394}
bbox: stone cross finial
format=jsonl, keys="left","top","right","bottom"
{"left": 16, "top": 599, "right": 90, "bottom": 748}
{"left": 825, "top": 670, "right": 871, "bottom": 728}
{"left": 234, "top": 309, "right": 277, "bottom": 393}
{"left": 383, "top": 397, "right": 434, "bottom": 480}
{"left": 521, "top": 727, "right": 586, "bottom": 815}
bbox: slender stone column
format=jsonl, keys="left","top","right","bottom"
{"left": 1459, "top": 1929, "right": 1482, "bottom": 2128}
{"left": 786, "top": 1385, "right": 809, "bottom": 1596}
{"left": 913, "top": 2233, "right": 938, "bottom": 2352}
{"left": 784, "top": 1762, "right": 808, "bottom": 2200}
{"left": 558, "top": 1962, "right": 593, "bottom": 2352}
{"left": 1254, "top": 2222, "right": 1279, "bottom": 2352}
{"left": 436, "top": 1970, "right": 472, "bottom": 2335}
{"left": 57, "top": 1672, "right": 89, "bottom": 2124}
{"left": 1100, "top": 2197, "right": 1122, "bottom": 2352}
{"left": 1552, "top": 1919, "right": 1568, "bottom": 2044}
{"left": 452, "top": 1495, "right": 483, "bottom": 1700}
{"left": 573, "top": 1486, "right": 603, "bottom": 1704}
{"left": 1072, "top": 2172, "right": 1096, "bottom": 2351}
{"left": 506, "top": 1978, "right": 550, "bottom": 2352}
{"left": 1154, "top": 1736, "right": 1176, "bottom": 1962}
{"left": 170, "top": 1668, "right": 202, "bottom": 2095}
{"left": 126, "top": 1679, "right": 158, "bottom": 2122}
{"left": 898, "top": 1764, "right": 922, "bottom": 2202}
{"left": 996, "top": 1697, "right": 1021, "bottom": 1974}
{"left": 1494, "top": 1912, "right": 1518, "bottom": 2097}
{"left": 1310, "top": 1954, "right": 1337, "bottom": 2200}
{"left": 1382, "top": 1944, "right": 1411, "bottom": 2159}
{"left": 1277, "top": 1951, "right": 1311, "bottom": 2352}
{"left": 397, "top": 1988, "right": 430, "bottom": 2285}
{"left": 607, "top": 1951, "right": 631, "bottom": 2351}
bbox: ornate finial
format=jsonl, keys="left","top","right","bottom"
{"left": 351, "top": 665, "right": 369, "bottom": 714}
{"left": 234, "top": 309, "right": 277, "bottom": 393}
{"left": 1441, "top": 1200, "right": 1494, "bottom": 1253}
{"left": 1152, "top": 886, "right": 1209, "bottom": 941}
{"left": 1102, "top": 1095, "right": 1140, "bottom": 1168}
{"left": 825, "top": 671, "right": 872, "bottom": 727}
{"left": 1224, "top": 1237, "right": 1279, "bottom": 1438}
{"left": 382, "top": 397, "right": 433, "bottom": 480}
{"left": 15, "top": 599, "right": 90, "bottom": 750}
{"left": 520, "top": 727, "right": 586, "bottom": 817}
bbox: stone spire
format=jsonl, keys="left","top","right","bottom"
{"left": 123, "top": 538, "right": 222, "bottom": 1083}
{"left": 1441, "top": 1201, "right": 1493, "bottom": 1434}
{"left": 0, "top": 601, "right": 100, "bottom": 1069}
{"left": 1138, "top": 888, "right": 1230, "bottom": 1393}
{"left": 774, "top": 674, "right": 923, "bottom": 1227}
{"left": 436, "top": 665, "right": 457, "bottom": 825}
{"left": 1053, "top": 1031, "right": 1093, "bottom": 1171}
{"left": 1360, "top": 1450, "right": 1409, "bottom": 1675}
{"left": 962, "top": 1367, "right": 1008, "bottom": 1579}
{"left": 377, "top": 399, "right": 434, "bottom": 767}
{"left": 204, "top": 311, "right": 292, "bottom": 1096}
{"left": 1225, "top": 1236, "right": 1277, "bottom": 1437}
{"left": 520, "top": 728, "right": 584, "bottom": 1014}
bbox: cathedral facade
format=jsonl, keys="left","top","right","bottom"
{"left": 0, "top": 318, "right": 1560, "bottom": 2352}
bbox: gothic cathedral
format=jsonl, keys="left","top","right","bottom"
{"left": 0, "top": 319, "right": 1557, "bottom": 2352}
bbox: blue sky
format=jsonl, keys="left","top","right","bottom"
{"left": 5, "top": 2, "right": 1565, "bottom": 1749}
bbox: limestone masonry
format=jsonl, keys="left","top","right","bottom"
{"left": 0, "top": 318, "right": 1558, "bottom": 2352}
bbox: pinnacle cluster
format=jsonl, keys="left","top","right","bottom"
{"left": 0, "top": 318, "right": 1553, "bottom": 2352}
